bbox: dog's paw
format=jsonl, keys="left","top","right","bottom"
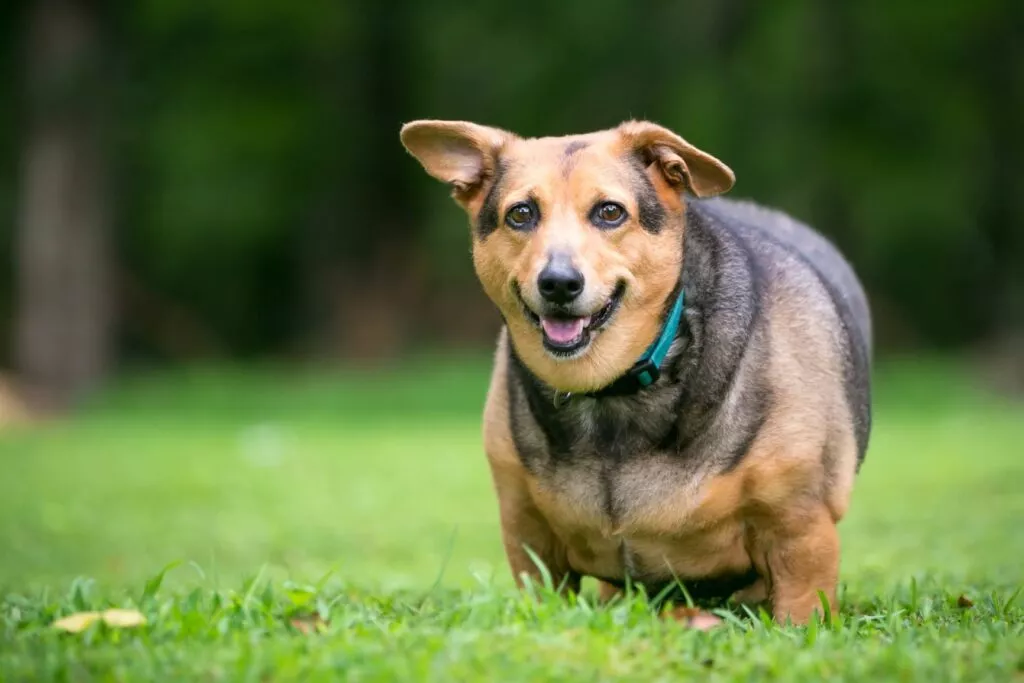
{"left": 663, "top": 606, "right": 724, "bottom": 631}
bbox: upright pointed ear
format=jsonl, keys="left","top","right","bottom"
{"left": 618, "top": 121, "right": 735, "bottom": 197}
{"left": 400, "top": 120, "right": 511, "bottom": 200}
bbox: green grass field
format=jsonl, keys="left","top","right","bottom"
{"left": 1, "top": 357, "right": 1022, "bottom": 681}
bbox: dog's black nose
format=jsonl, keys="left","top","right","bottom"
{"left": 538, "top": 257, "right": 584, "bottom": 304}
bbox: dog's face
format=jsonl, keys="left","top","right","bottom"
{"left": 401, "top": 120, "right": 734, "bottom": 392}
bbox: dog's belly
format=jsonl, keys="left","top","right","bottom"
{"left": 560, "top": 522, "right": 752, "bottom": 587}
{"left": 528, "top": 454, "right": 754, "bottom": 586}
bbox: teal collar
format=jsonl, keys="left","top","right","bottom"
{"left": 584, "top": 289, "right": 685, "bottom": 399}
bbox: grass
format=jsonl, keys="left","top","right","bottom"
{"left": 1, "top": 356, "right": 1022, "bottom": 680}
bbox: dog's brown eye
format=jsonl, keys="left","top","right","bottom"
{"left": 505, "top": 202, "right": 538, "bottom": 230}
{"left": 599, "top": 204, "right": 623, "bottom": 222}
{"left": 592, "top": 201, "right": 627, "bottom": 228}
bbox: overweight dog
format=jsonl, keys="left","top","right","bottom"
{"left": 400, "top": 119, "right": 871, "bottom": 624}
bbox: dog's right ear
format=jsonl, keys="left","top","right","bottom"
{"left": 400, "top": 120, "right": 511, "bottom": 201}
{"left": 617, "top": 120, "right": 734, "bottom": 197}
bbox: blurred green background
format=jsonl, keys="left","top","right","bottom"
{"left": 1, "top": 0, "right": 1023, "bottom": 407}
{"left": 0, "top": 1, "right": 1022, "bottom": 593}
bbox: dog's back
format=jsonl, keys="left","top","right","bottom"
{"left": 694, "top": 197, "right": 872, "bottom": 462}
{"left": 698, "top": 197, "right": 871, "bottom": 355}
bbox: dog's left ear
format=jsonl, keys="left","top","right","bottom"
{"left": 618, "top": 121, "right": 735, "bottom": 197}
{"left": 400, "top": 120, "right": 512, "bottom": 201}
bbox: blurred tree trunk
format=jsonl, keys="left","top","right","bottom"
{"left": 976, "top": 0, "right": 1024, "bottom": 393}
{"left": 15, "top": 0, "right": 112, "bottom": 409}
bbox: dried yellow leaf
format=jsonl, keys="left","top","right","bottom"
{"left": 53, "top": 608, "right": 147, "bottom": 632}
{"left": 101, "top": 608, "right": 147, "bottom": 627}
{"left": 53, "top": 612, "right": 102, "bottom": 632}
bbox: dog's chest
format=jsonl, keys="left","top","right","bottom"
{"left": 510, "top": 386, "right": 752, "bottom": 581}
{"left": 528, "top": 453, "right": 750, "bottom": 581}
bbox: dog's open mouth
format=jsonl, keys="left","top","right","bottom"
{"left": 518, "top": 282, "right": 626, "bottom": 356}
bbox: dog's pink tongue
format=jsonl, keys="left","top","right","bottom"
{"left": 541, "top": 316, "right": 589, "bottom": 344}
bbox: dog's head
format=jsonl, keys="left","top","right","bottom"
{"left": 401, "top": 120, "right": 734, "bottom": 392}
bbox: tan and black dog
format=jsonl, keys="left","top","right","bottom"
{"left": 400, "top": 119, "right": 871, "bottom": 624}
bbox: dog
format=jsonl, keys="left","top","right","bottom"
{"left": 400, "top": 119, "right": 871, "bottom": 624}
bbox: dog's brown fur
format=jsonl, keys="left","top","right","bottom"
{"left": 401, "top": 119, "right": 870, "bottom": 624}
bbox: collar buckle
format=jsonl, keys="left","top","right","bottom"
{"left": 626, "top": 358, "right": 661, "bottom": 388}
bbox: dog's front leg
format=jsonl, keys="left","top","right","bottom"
{"left": 490, "top": 464, "right": 578, "bottom": 595}
{"left": 750, "top": 504, "right": 840, "bottom": 625}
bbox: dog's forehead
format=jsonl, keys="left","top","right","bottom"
{"left": 501, "top": 130, "right": 634, "bottom": 189}
{"left": 507, "top": 130, "right": 618, "bottom": 159}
